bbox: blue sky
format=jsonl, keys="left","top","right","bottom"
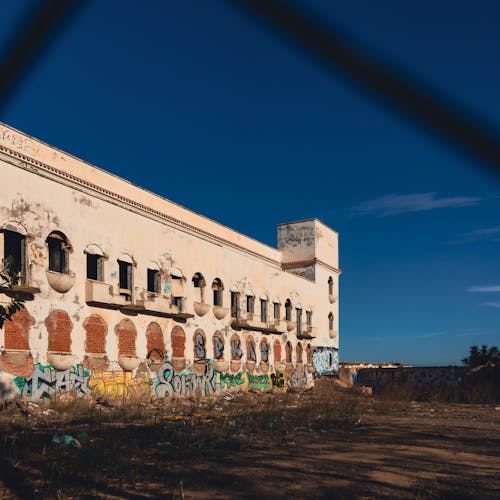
{"left": 1, "top": 0, "right": 499, "bottom": 365}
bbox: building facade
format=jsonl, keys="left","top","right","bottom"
{"left": 0, "top": 123, "right": 340, "bottom": 401}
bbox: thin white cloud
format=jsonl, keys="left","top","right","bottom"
{"left": 416, "top": 332, "right": 445, "bottom": 339}
{"left": 467, "top": 286, "right": 500, "bottom": 292}
{"left": 456, "top": 331, "right": 492, "bottom": 337}
{"left": 452, "top": 225, "right": 500, "bottom": 244}
{"left": 352, "top": 192, "right": 479, "bottom": 217}
{"left": 480, "top": 302, "right": 500, "bottom": 308}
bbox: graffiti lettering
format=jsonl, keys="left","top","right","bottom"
{"left": 247, "top": 373, "right": 271, "bottom": 390}
{"left": 155, "top": 360, "right": 218, "bottom": 398}
{"left": 231, "top": 339, "right": 242, "bottom": 360}
{"left": 270, "top": 372, "right": 285, "bottom": 390}
{"left": 14, "top": 364, "right": 91, "bottom": 400}
{"left": 247, "top": 342, "right": 256, "bottom": 362}
{"left": 261, "top": 342, "right": 269, "bottom": 363}
{"left": 219, "top": 371, "right": 245, "bottom": 390}
{"left": 214, "top": 336, "right": 224, "bottom": 359}
{"left": 312, "top": 347, "right": 339, "bottom": 379}
{"left": 195, "top": 333, "right": 206, "bottom": 359}
{"left": 89, "top": 370, "right": 151, "bottom": 398}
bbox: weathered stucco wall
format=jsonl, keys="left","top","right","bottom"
{"left": 0, "top": 123, "right": 340, "bottom": 402}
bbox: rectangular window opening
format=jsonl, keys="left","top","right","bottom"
{"left": 260, "top": 299, "right": 267, "bottom": 323}
{"left": 231, "top": 291, "right": 240, "bottom": 318}
{"left": 118, "top": 260, "right": 132, "bottom": 298}
{"left": 246, "top": 295, "right": 255, "bottom": 314}
{"left": 3, "top": 230, "right": 25, "bottom": 284}
{"left": 87, "top": 254, "right": 104, "bottom": 281}
{"left": 147, "top": 269, "right": 160, "bottom": 293}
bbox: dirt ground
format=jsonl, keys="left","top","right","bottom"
{"left": 0, "top": 389, "right": 499, "bottom": 499}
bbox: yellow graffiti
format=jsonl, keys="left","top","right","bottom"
{"left": 89, "top": 370, "right": 151, "bottom": 399}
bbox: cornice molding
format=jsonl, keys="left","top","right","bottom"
{"left": 0, "top": 144, "right": 281, "bottom": 267}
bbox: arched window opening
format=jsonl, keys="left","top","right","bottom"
{"left": 192, "top": 272, "right": 206, "bottom": 302}
{"left": 247, "top": 337, "right": 257, "bottom": 362}
{"left": 328, "top": 312, "right": 334, "bottom": 331}
{"left": 231, "top": 334, "right": 242, "bottom": 360}
{"left": 2, "top": 229, "right": 26, "bottom": 284}
{"left": 296, "top": 342, "right": 303, "bottom": 364}
{"left": 285, "top": 341, "right": 293, "bottom": 364}
{"left": 171, "top": 326, "right": 186, "bottom": 358}
{"left": 194, "top": 330, "right": 206, "bottom": 360}
{"left": 306, "top": 344, "right": 313, "bottom": 365}
{"left": 260, "top": 340, "right": 269, "bottom": 364}
{"left": 213, "top": 331, "right": 224, "bottom": 360}
{"left": 274, "top": 339, "right": 281, "bottom": 363}
{"left": 328, "top": 276, "right": 334, "bottom": 295}
{"left": 285, "top": 299, "right": 292, "bottom": 321}
{"left": 212, "top": 278, "right": 224, "bottom": 306}
{"left": 46, "top": 231, "right": 71, "bottom": 274}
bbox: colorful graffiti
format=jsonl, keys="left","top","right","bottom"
{"left": 247, "top": 373, "right": 271, "bottom": 390}
{"left": 270, "top": 372, "right": 285, "bottom": 390}
{"left": 219, "top": 371, "right": 245, "bottom": 389}
{"left": 155, "top": 360, "right": 218, "bottom": 398}
{"left": 89, "top": 370, "right": 151, "bottom": 398}
{"left": 5, "top": 356, "right": 312, "bottom": 401}
{"left": 312, "top": 347, "right": 339, "bottom": 378}
{"left": 14, "top": 363, "right": 91, "bottom": 400}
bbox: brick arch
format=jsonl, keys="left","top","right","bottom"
{"left": 193, "top": 329, "right": 206, "bottom": 360}
{"left": 260, "top": 338, "right": 270, "bottom": 368}
{"left": 115, "top": 318, "right": 137, "bottom": 356}
{"left": 306, "top": 343, "right": 313, "bottom": 365}
{"left": 46, "top": 309, "right": 72, "bottom": 353}
{"left": 84, "top": 314, "right": 107, "bottom": 355}
{"left": 285, "top": 341, "right": 293, "bottom": 364}
{"left": 230, "top": 333, "right": 242, "bottom": 360}
{"left": 213, "top": 330, "right": 224, "bottom": 360}
{"left": 4, "top": 308, "right": 34, "bottom": 351}
{"left": 171, "top": 325, "right": 185, "bottom": 358}
{"left": 246, "top": 335, "right": 256, "bottom": 362}
{"left": 146, "top": 322, "right": 165, "bottom": 359}
{"left": 273, "top": 339, "right": 281, "bottom": 363}
{"left": 296, "top": 342, "right": 303, "bottom": 364}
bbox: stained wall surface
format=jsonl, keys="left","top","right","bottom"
{"left": 0, "top": 123, "right": 341, "bottom": 401}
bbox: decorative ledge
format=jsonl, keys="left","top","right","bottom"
{"left": 46, "top": 270, "right": 75, "bottom": 293}
{"left": 193, "top": 301, "right": 210, "bottom": 316}
{"left": 231, "top": 318, "right": 284, "bottom": 334}
{"left": 213, "top": 306, "right": 229, "bottom": 320}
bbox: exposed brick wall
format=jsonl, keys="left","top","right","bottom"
{"left": 46, "top": 309, "right": 72, "bottom": 353}
{"left": 115, "top": 318, "right": 137, "bottom": 357}
{"left": 285, "top": 341, "right": 293, "bottom": 363}
{"left": 83, "top": 314, "right": 107, "bottom": 355}
{"left": 306, "top": 343, "right": 312, "bottom": 365}
{"left": 274, "top": 339, "right": 281, "bottom": 363}
{"left": 296, "top": 342, "right": 303, "bottom": 364}
{"left": 146, "top": 322, "right": 165, "bottom": 357}
{"left": 171, "top": 325, "right": 185, "bottom": 358}
{"left": 4, "top": 307, "right": 34, "bottom": 351}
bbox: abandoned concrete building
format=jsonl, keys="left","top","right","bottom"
{"left": 0, "top": 122, "right": 340, "bottom": 401}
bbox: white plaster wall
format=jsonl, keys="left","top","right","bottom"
{"left": 0, "top": 124, "right": 340, "bottom": 370}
